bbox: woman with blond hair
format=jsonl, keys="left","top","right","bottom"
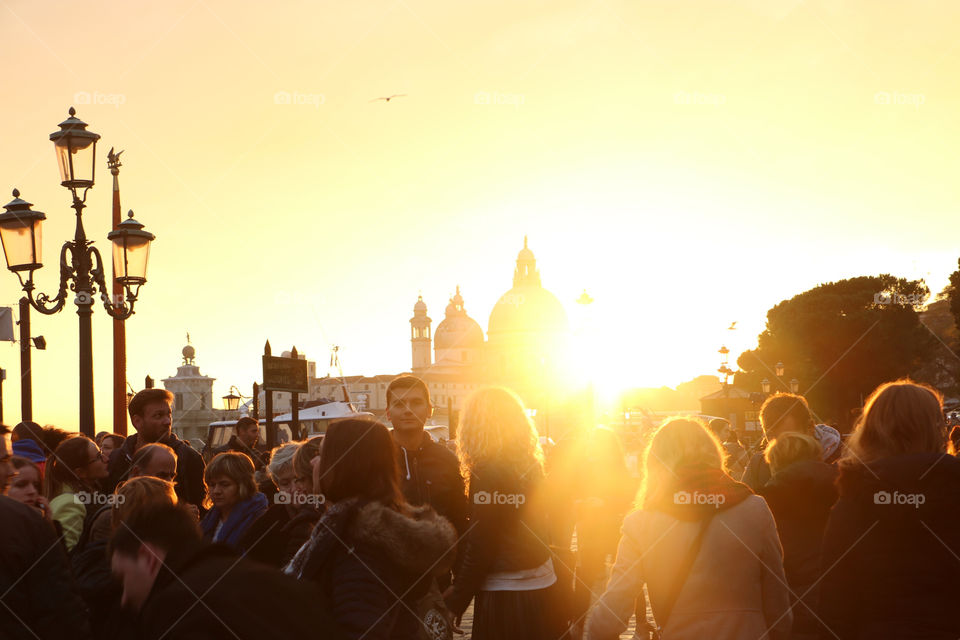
{"left": 819, "top": 379, "right": 960, "bottom": 638}
{"left": 443, "top": 387, "right": 568, "bottom": 640}
{"left": 585, "top": 417, "right": 792, "bottom": 640}
{"left": 200, "top": 452, "right": 268, "bottom": 549}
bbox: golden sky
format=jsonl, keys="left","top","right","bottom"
{"left": 2, "top": 0, "right": 958, "bottom": 430}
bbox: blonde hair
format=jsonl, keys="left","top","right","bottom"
{"left": 203, "top": 452, "right": 257, "bottom": 509}
{"left": 456, "top": 387, "right": 544, "bottom": 483}
{"left": 764, "top": 432, "right": 822, "bottom": 476}
{"left": 267, "top": 442, "right": 300, "bottom": 481}
{"left": 111, "top": 476, "right": 178, "bottom": 529}
{"left": 844, "top": 379, "right": 947, "bottom": 466}
{"left": 638, "top": 417, "right": 724, "bottom": 509}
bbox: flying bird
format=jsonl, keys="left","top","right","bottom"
{"left": 728, "top": 321, "right": 737, "bottom": 330}
{"left": 370, "top": 94, "right": 407, "bottom": 102}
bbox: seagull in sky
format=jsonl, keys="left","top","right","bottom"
{"left": 370, "top": 94, "right": 407, "bottom": 102}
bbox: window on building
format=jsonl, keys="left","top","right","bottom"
{"left": 175, "top": 393, "right": 183, "bottom": 410}
{"left": 200, "top": 393, "right": 206, "bottom": 409}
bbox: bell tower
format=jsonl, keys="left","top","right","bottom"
{"left": 410, "top": 295, "right": 432, "bottom": 373}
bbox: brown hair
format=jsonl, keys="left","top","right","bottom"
{"left": 43, "top": 435, "right": 99, "bottom": 498}
{"left": 760, "top": 393, "right": 815, "bottom": 439}
{"left": 203, "top": 452, "right": 257, "bottom": 509}
{"left": 10, "top": 456, "right": 42, "bottom": 489}
{"left": 386, "top": 375, "right": 431, "bottom": 407}
{"left": 764, "top": 432, "right": 822, "bottom": 475}
{"left": 111, "top": 476, "right": 178, "bottom": 529}
{"left": 317, "top": 419, "right": 404, "bottom": 507}
{"left": 128, "top": 388, "right": 174, "bottom": 420}
{"left": 844, "top": 379, "right": 947, "bottom": 465}
{"left": 235, "top": 416, "right": 258, "bottom": 432}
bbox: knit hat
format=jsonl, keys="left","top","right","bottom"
{"left": 12, "top": 438, "right": 46, "bottom": 464}
{"left": 814, "top": 424, "right": 842, "bottom": 462}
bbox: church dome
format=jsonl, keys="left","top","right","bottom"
{"left": 434, "top": 286, "right": 484, "bottom": 349}
{"left": 413, "top": 295, "right": 427, "bottom": 314}
{"left": 487, "top": 238, "right": 568, "bottom": 337}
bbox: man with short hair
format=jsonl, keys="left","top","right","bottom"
{"left": 213, "top": 416, "right": 266, "bottom": 469}
{"left": 107, "top": 389, "right": 205, "bottom": 509}
{"left": 741, "top": 393, "right": 817, "bottom": 491}
{"left": 109, "top": 502, "right": 323, "bottom": 639}
{"left": 386, "top": 375, "right": 467, "bottom": 538}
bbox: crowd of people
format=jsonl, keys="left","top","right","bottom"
{"left": 1, "top": 375, "right": 959, "bottom": 640}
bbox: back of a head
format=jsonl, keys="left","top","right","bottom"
{"left": 12, "top": 421, "right": 43, "bottom": 444}
{"left": 268, "top": 442, "right": 301, "bottom": 481}
{"left": 760, "top": 393, "right": 815, "bottom": 439}
{"left": 764, "top": 432, "right": 822, "bottom": 476}
{"left": 845, "top": 379, "right": 946, "bottom": 465}
{"left": 131, "top": 443, "right": 176, "bottom": 472}
{"left": 640, "top": 418, "right": 724, "bottom": 507}
{"left": 110, "top": 502, "right": 201, "bottom": 559}
{"left": 112, "top": 476, "right": 178, "bottom": 529}
{"left": 44, "top": 435, "right": 94, "bottom": 498}
{"left": 456, "top": 386, "right": 543, "bottom": 479}
{"left": 318, "top": 419, "right": 401, "bottom": 505}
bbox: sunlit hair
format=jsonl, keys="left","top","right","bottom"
{"left": 43, "top": 435, "right": 99, "bottom": 499}
{"left": 456, "top": 387, "right": 544, "bottom": 484}
{"left": 267, "top": 442, "right": 300, "bottom": 481}
{"left": 111, "top": 476, "right": 178, "bottom": 529}
{"left": 764, "top": 432, "right": 822, "bottom": 476}
{"left": 203, "top": 452, "right": 257, "bottom": 509}
{"left": 293, "top": 437, "right": 323, "bottom": 487}
{"left": 843, "top": 379, "right": 948, "bottom": 466}
{"left": 637, "top": 417, "right": 724, "bottom": 509}
{"left": 760, "top": 393, "right": 815, "bottom": 439}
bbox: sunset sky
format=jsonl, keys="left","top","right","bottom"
{"left": 1, "top": 0, "right": 958, "bottom": 431}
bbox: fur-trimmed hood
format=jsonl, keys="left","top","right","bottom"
{"left": 348, "top": 501, "right": 457, "bottom": 579}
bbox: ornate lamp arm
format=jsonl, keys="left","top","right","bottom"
{"left": 25, "top": 243, "right": 72, "bottom": 315}
{"left": 89, "top": 246, "right": 135, "bottom": 320}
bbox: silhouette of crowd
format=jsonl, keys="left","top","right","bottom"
{"left": 2, "top": 375, "right": 959, "bottom": 639}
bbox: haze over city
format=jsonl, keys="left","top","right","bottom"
{"left": 2, "top": 0, "right": 958, "bottom": 430}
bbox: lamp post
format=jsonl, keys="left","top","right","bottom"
{"left": 222, "top": 385, "right": 249, "bottom": 412}
{"left": 0, "top": 108, "right": 155, "bottom": 437}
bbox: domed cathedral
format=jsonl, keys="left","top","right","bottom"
{"left": 408, "top": 238, "right": 576, "bottom": 437}
{"left": 486, "top": 237, "right": 571, "bottom": 415}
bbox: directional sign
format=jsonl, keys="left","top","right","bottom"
{"left": 262, "top": 355, "right": 308, "bottom": 393}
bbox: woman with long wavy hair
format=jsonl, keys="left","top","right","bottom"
{"left": 819, "top": 379, "right": 960, "bottom": 638}
{"left": 443, "top": 387, "right": 567, "bottom": 640}
{"left": 585, "top": 417, "right": 791, "bottom": 640}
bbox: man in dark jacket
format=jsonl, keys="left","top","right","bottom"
{"left": 0, "top": 494, "right": 92, "bottom": 639}
{"left": 212, "top": 416, "right": 267, "bottom": 469}
{"left": 107, "top": 389, "right": 206, "bottom": 509}
{"left": 741, "top": 392, "right": 817, "bottom": 491}
{"left": 110, "top": 502, "right": 328, "bottom": 640}
{"left": 387, "top": 375, "right": 468, "bottom": 539}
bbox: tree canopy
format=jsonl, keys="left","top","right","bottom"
{"left": 735, "top": 275, "right": 935, "bottom": 430}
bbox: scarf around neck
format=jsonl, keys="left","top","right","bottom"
{"left": 200, "top": 492, "right": 269, "bottom": 547}
{"left": 645, "top": 464, "right": 753, "bottom": 521}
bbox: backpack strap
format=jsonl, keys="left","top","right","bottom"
{"left": 649, "top": 513, "right": 715, "bottom": 637}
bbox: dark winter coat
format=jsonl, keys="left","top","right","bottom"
{"left": 138, "top": 542, "right": 325, "bottom": 640}
{"left": 445, "top": 462, "right": 554, "bottom": 618}
{"left": 819, "top": 453, "right": 960, "bottom": 639}
{"left": 759, "top": 459, "right": 838, "bottom": 635}
{"left": 107, "top": 432, "right": 206, "bottom": 508}
{"left": 288, "top": 499, "right": 457, "bottom": 640}
{"left": 0, "top": 496, "right": 92, "bottom": 640}
{"left": 200, "top": 492, "right": 269, "bottom": 548}
{"left": 395, "top": 432, "right": 468, "bottom": 537}
{"left": 240, "top": 503, "right": 321, "bottom": 568}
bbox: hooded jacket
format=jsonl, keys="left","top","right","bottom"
{"left": 819, "top": 453, "right": 960, "bottom": 639}
{"left": 107, "top": 431, "right": 206, "bottom": 508}
{"left": 288, "top": 499, "right": 457, "bottom": 640}
{"left": 394, "top": 432, "right": 468, "bottom": 537}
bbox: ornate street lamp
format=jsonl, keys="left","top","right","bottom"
{"left": 775, "top": 361, "right": 785, "bottom": 378}
{"left": 0, "top": 108, "right": 156, "bottom": 436}
{"left": 222, "top": 385, "right": 249, "bottom": 412}
{"left": 761, "top": 378, "right": 771, "bottom": 394}
{"left": 790, "top": 378, "right": 800, "bottom": 393}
